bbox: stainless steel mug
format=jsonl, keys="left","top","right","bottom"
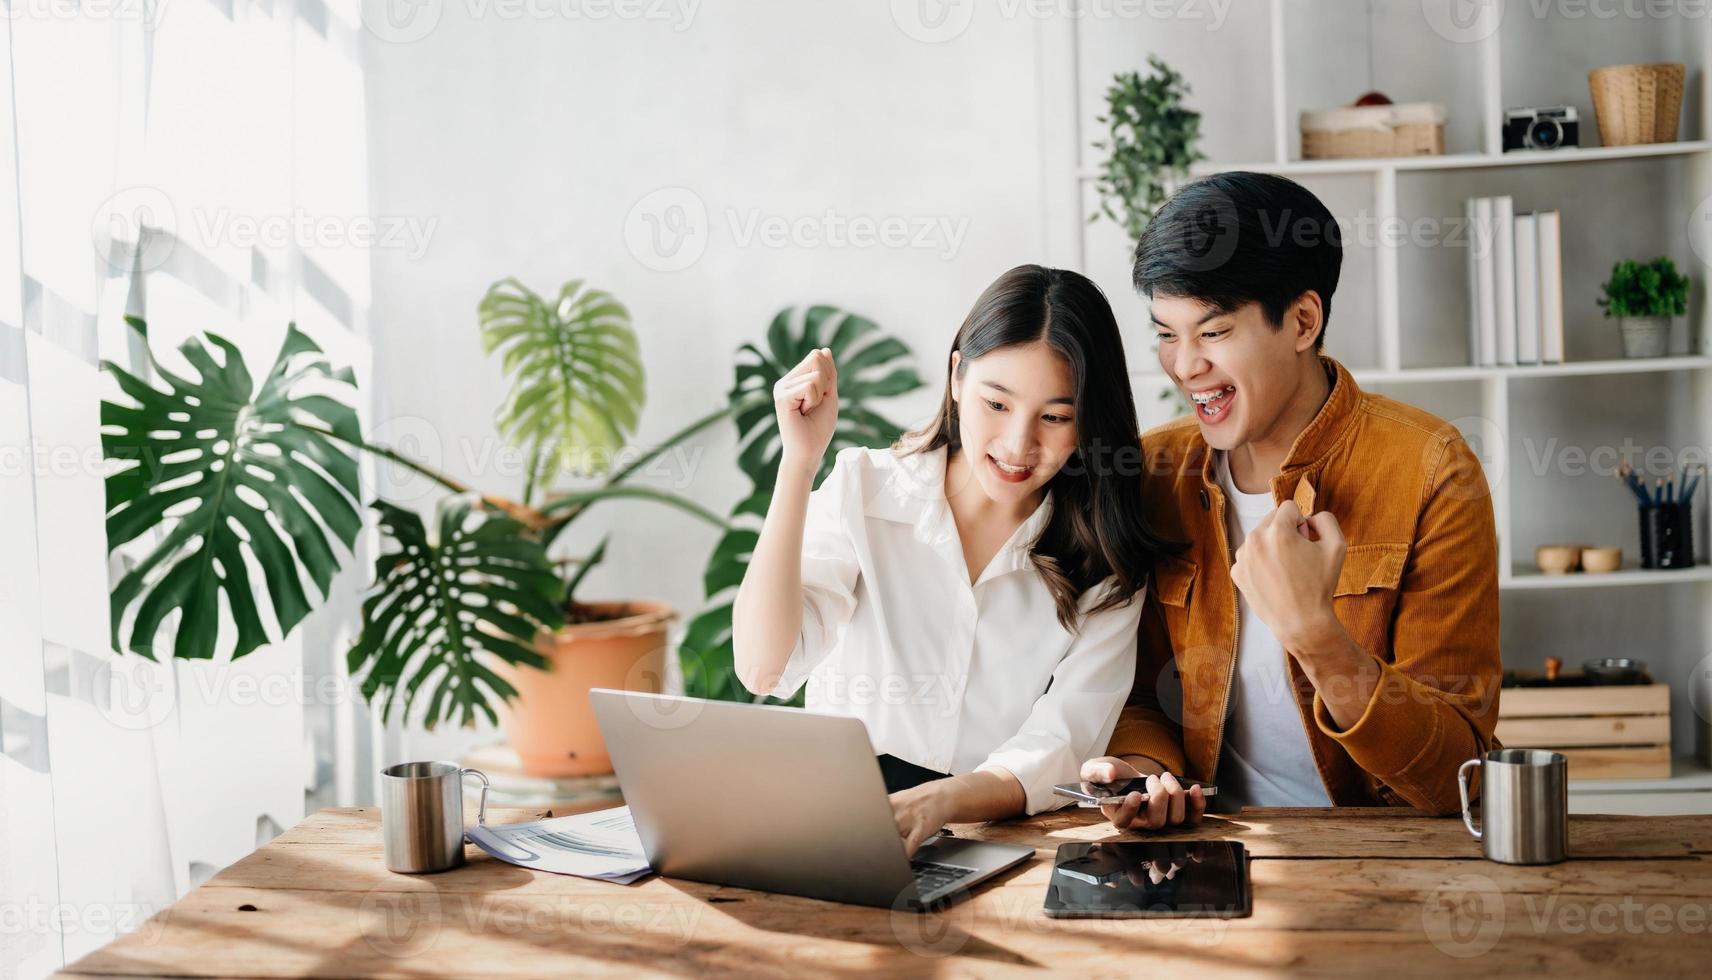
{"left": 380, "top": 762, "right": 490, "bottom": 873}
{"left": 1456, "top": 749, "right": 1568, "bottom": 865}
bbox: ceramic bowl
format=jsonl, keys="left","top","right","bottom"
{"left": 1579, "top": 546, "right": 1623, "bottom": 574}
{"left": 1535, "top": 544, "right": 1583, "bottom": 575}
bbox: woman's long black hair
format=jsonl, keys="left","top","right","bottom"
{"left": 904, "top": 264, "right": 1179, "bottom": 631}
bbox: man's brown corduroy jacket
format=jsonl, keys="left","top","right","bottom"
{"left": 1107, "top": 358, "right": 1502, "bottom": 815}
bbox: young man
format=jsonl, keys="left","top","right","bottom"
{"left": 1083, "top": 171, "right": 1501, "bottom": 829}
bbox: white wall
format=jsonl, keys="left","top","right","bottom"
{"left": 356, "top": 0, "right": 1496, "bottom": 759}
{"left": 362, "top": 0, "right": 1088, "bottom": 759}
{"left": 365, "top": 0, "right": 1712, "bottom": 763}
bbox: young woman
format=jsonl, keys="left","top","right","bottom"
{"left": 732, "top": 264, "right": 1179, "bottom": 854}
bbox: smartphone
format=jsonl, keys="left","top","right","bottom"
{"left": 1051, "top": 778, "right": 1217, "bottom": 807}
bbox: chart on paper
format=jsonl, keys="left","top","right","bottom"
{"left": 466, "top": 806, "right": 651, "bottom": 883}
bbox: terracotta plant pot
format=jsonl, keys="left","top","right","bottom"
{"left": 491, "top": 600, "right": 675, "bottom": 777}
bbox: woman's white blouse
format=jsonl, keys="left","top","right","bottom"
{"left": 766, "top": 445, "right": 1143, "bottom": 814}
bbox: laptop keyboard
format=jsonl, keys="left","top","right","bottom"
{"left": 910, "top": 860, "right": 977, "bottom": 896}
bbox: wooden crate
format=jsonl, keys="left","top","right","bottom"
{"left": 1496, "top": 684, "right": 1671, "bottom": 779}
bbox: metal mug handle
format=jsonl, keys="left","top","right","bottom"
{"left": 1457, "top": 758, "right": 1482, "bottom": 840}
{"left": 455, "top": 770, "right": 540, "bottom": 860}
{"left": 461, "top": 768, "right": 490, "bottom": 831}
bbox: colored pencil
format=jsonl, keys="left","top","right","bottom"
{"left": 1617, "top": 465, "right": 1650, "bottom": 504}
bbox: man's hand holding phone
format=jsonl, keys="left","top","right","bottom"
{"left": 1078, "top": 756, "right": 1207, "bottom": 831}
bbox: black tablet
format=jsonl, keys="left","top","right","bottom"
{"left": 1042, "top": 841, "right": 1250, "bottom": 918}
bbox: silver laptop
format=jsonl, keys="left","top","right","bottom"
{"left": 589, "top": 689, "right": 1035, "bottom": 911}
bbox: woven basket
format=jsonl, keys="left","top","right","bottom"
{"left": 1589, "top": 63, "right": 1684, "bottom": 146}
{"left": 1300, "top": 102, "right": 1446, "bottom": 159}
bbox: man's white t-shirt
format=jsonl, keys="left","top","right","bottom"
{"left": 1214, "top": 451, "right": 1333, "bottom": 809}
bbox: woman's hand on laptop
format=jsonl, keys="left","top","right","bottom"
{"left": 1079, "top": 756, "right": 1206, "bottom": 831}
{"left": 889, "top": 783, "right": 952, "bottom": 856}
{"left": 888, "top": 769, "right": 1028, "bottom": 856}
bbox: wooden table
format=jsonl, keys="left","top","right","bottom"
{"left": 60, "top": 805, "right": 1712, "bottom": 978}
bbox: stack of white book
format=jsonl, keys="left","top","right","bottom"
{"left": 1465, "top": 196, "right": 1564, "bottom": 367}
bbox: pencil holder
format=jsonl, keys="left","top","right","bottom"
{"left": 1639, "top": 501, "right": 1695, "bottom": 569}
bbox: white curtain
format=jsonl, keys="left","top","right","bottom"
{"left": 1, "top": 4, "right": 379, "bottom": 977}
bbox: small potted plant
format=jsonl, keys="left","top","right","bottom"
{"left": 1599, "top": 256, "right": 1689, "bottom": 358}
{"left": 1091, "top": 56, "right": 1201, "bottom": 418}
{"left": 1090, "top": 55, "right": 1204, "bottom": 246}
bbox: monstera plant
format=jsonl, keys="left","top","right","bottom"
{"left": 102, "top": 278, "right": 728, "bottom": 734}
{"left": 103, "top": 320, "right": 368, "bottom": 662}
{"left": 679, "top": 305, "right": 923, "bottom": 703}
{"left": 101, "top": 286, "right": 922, "bottom": 759}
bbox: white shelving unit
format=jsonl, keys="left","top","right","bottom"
{"left": 1135, "top": 354, "right": 1712, "bottom": 385}
{"left": 1179, "top": 138, "right": 1712, "bottom": 176}
{"left": 1571, "top": 757, "right": 1712, "bottom": 816}
{"left": 1066, "top": 0, "right": 1712, "bottom": 814}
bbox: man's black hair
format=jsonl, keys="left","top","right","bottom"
{"left": 1132, "top": 171, "right": 1342, "bottom": 350}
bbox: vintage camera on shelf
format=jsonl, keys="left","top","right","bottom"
{"left": 1502, "top": 106, "right": 1580, "bottom": 151}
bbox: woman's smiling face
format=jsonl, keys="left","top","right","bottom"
{"left": 950, "top": 341, "right": 1079, "bottom": 505}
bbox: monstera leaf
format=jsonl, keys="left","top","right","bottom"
{"left": 102, "top": 319, "right": 363, "bottom": 660}
{"left": 479, "top": 277, "right": 644, "bottom": 494}
{"left": 348, "top": 499, "right": 566, "bottom": 729}
{"left": 679, "top": 305, "right": 922, "bottom": 702}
